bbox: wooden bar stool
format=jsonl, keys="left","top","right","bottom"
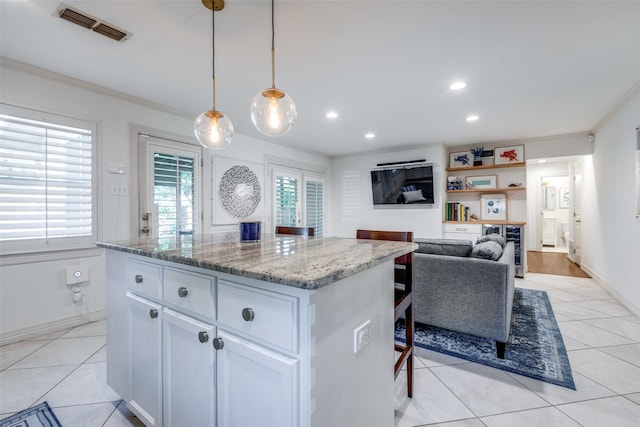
{"left": 356, "top": 229, "right": 414, "bottom": 398}
{"left": 275, "top": 226, "right": 315, "bottom": 237}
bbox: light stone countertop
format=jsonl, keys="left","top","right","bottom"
{"left": 97, "top": 233, "right": 417, "bottom": 290}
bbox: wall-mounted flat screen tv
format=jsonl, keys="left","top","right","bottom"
{"left": 371, "top": 164, "right": 434, "bottom": 205}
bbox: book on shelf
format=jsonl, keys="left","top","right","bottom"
{"left": 445, "top": 202, "right": 471, "bottom": 221}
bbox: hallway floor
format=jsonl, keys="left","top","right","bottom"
{"left": 1, "top": 273, "right": 639, "bottom": 426}
{"left": 527, "top": 251, "right": 591, "bottom": 278}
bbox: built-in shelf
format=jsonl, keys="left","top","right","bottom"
{"left": 446, "top": 162, "right": 526, "bottom": 172}
{"left": 446, "top": 187, "right": 526, "bottom": 194}
{"left": 443, "top": 220, "right": 527, "bottom": 225}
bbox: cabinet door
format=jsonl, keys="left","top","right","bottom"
{"left": 216, "top": 330, "right": 298, "bottom": 427}
{"left": 163, "top": 308, "right": 216, "bottom": 427}
{"left": 126, "top": 292, "right": 163, "bottom": 427}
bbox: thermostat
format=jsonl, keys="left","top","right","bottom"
{"left": 66, "top": 264, "right": 89, "bottom": 285}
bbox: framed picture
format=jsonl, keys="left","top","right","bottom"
{"left": 481, "top": 193, "right": 507, "bottom": 221}
{"left": 494, "top": 145, "right": 525, "bottom": 165}
{"left": 466, "top": 175, "right": 497, "bottom": 189}
{"left": 559, "top": 187, "right": 570, "bottom": 209}
{"left": 449, "top": 150, "right": 474, "bottom": 168}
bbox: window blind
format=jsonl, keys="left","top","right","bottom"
{"left": 305, "top": 179, "right": 324, "bottom": 237}
{"left": 0, "top": 112, "right": 94, "bottom": 244}
{"left": 274, "top": 174, "right": 298, "bottom": 227}
{"left": 153, "top": 153, "right": 195, "bottom": 238}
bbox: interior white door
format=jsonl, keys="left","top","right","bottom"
{"left": 569, "top": 158, "right": 582, "bottom": 264}
{"left": 138, "top": 135, "right": 202, "bottom": 239}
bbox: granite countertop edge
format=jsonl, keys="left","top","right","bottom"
{"left": 97, "top": 239, "right": 417, "bottom": 290}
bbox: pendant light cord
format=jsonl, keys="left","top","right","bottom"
{"left": 271, "top": 0, "right": 276, "bottom": 89}
{"left": 211, "top": 5, "right": 216, "bottom": 110}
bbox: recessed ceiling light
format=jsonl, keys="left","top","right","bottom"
{"left": 466, "top": 115, "right": 479, "bottom": 122}
{"left": 450, "top": 81, "right": 467, "bottom": 90}
{"left": 326, "top": 111, "right": 338, "bottom": 119}
{"left": 365, "top": 132, "right": 375, "bottom": 139}
{"left": 538, "top": 159, "right": 547, "bottom": 163}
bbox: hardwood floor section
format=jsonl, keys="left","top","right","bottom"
{"left": 527, "top": 251, "right": 590, "bottom": 278}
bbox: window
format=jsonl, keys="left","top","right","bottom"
{"left": 305, "top": 176, "right": 324, "bottom": 237}
{"left": 0, "top": 104, "right": 97, "bottom": 253}
{"left": 274, "top": 173, "right": 299, "bottom": 228}
{"left": 271, "top": 165, "right": 325, "bottom": 236}
{"left": 153, "top": 153, "right": 195, "bottom": 237}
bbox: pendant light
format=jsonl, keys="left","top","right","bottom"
{"left": 194, "top": 0, "right": 233, "bottom": 150}
{"left": 250, "top": 0, "right": 296, "bottom": 137}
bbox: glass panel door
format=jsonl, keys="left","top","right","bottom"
{"left": 139, "top": 136, "right": 201, "bottom": 239}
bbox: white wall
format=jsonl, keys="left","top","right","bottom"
{"left": 0, "top": 62, "right": 330, "bottom": 342}
{"left": 330, "top": 146, "right": 447, "bottom": 239}
{"left": 581, "top": 90, "right": 640, "bottom": 315}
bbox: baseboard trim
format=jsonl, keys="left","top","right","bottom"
{"left": 0, "top": 310, "right": 106, "bottom": 346}
{"left": 580, "top": 265, "right": 640, "bottom": 319}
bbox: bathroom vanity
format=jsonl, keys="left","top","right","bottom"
{"left": 99, "top": 233, "right": 416, "bottom": 427}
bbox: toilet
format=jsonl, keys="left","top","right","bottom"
{"left": 560, "top": 222, "right": 569, "bottom": 247}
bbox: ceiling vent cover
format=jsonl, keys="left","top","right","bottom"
{"left": 55, "top": 3, "right": 132, "bottom": 42}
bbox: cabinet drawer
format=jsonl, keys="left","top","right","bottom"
{"left": 442, "top": 223, "right": 482, "bottom": 234}
{"left": 218, "top": 280, "right": 298, "bottom": 353}
{"left": 443, "top": 223, "right": 482, "bottom": 242}
{"left": 163, "top": 267, "right": 216, "bottom": 320}
{"left": 126, "top": 259, "right": 162, "bottom": 299}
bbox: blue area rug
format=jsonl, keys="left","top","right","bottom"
{"left": 396, "top": 287, "right": 576, "bottom": 390}
{"left": 0, "top": 402, "right": 62, "bottom": 427}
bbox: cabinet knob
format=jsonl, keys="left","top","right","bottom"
{"left": 198, "top": 331, "right": 209, "bottom": 343}
{"left": 212, "top": 337, "right": 224, "bottom": 350}
{"left": 242, "top": 307, "right": 255, "bottom": 322}
{"left": 135, "top": 274, "right": 143, "bottom": 283}
{"left": 149, "top": 309, "right": 158, "bottom": 319}
{"left": 178, "top": 286, "right": 188, "bottom": 298}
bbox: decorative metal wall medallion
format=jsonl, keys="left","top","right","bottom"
{"left": 219, "top": 165, "right": 262, "bottom": 219}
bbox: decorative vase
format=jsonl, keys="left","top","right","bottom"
{"left": 473, "top": 156, "right": 482, "bottom": 166}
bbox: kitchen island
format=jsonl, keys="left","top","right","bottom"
{"left": 99, "top": 233, "right": 416, "bottom": 427}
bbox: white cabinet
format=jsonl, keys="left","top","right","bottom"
{"left": 442, "top": 222, "right": 482, "bottom": 241}
{"left": 126, "top": 292, "right": 162, "bottom": 427}
{"left": 106, "top": 249, "right": 394, "bottom": 427}
{"left": 542, "top": 218, "right": 557, "bottom": 247}
{"left": 216, "top": 330, "right": 298, "bottom": 427}
{"left": 162, "top": 308, "right": 215, "bottom": 427}
{"left": 110, "top": 253, "right": 302, "bottom": 427}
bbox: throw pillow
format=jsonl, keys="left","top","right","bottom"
{"left": 471, "top": 241, "right": 503, "bottom": 261}
{"left": 402, "top": 189, "right": 426, "bottom": 203}
{"left": 414, "top": 238, "right": 473, "bottom": 257}
{"left": 476, "top": 234, "right": 506, "bottom": 247}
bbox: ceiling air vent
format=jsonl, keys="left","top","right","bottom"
{"left": 55, "top": 3, "right": 132, "bottom": 42}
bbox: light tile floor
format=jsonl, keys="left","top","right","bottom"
{"left": 1, "top": 273, "right": 639, "bottom": 426}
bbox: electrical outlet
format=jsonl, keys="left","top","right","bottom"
{"left": 353, "top": 320, "right": 371, "bottom": 354}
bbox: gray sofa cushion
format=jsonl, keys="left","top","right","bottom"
{"left": 414, "top": 238, "right": 473, "bottom": 257}
{"left": 477, "top": 234, "right": 506, "bottom": 247}
{"left": 471, "top": 240, "right": 503, "bottom": 260}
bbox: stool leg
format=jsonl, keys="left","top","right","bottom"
{"left": 406, "top": 304, "right": 414, "bottom": 398}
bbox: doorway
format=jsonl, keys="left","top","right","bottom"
{"left": 137, "top": 134, "right": 202, "bottom": 239}
{"left": 526, "top": 156, "right": 586, "bottom": 276}
{"left": 539, "top": 175, "right": 570, "bottom": 253}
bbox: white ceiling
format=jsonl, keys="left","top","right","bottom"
{"left": 2, "top": 0, "right": 639, "bottom": 157}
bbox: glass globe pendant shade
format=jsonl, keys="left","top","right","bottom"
{"left": 194, "top": 109, "right": 234, "bottom": 150}
{"left": 250, "top": 88, "right": 297, "bottom": 137}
